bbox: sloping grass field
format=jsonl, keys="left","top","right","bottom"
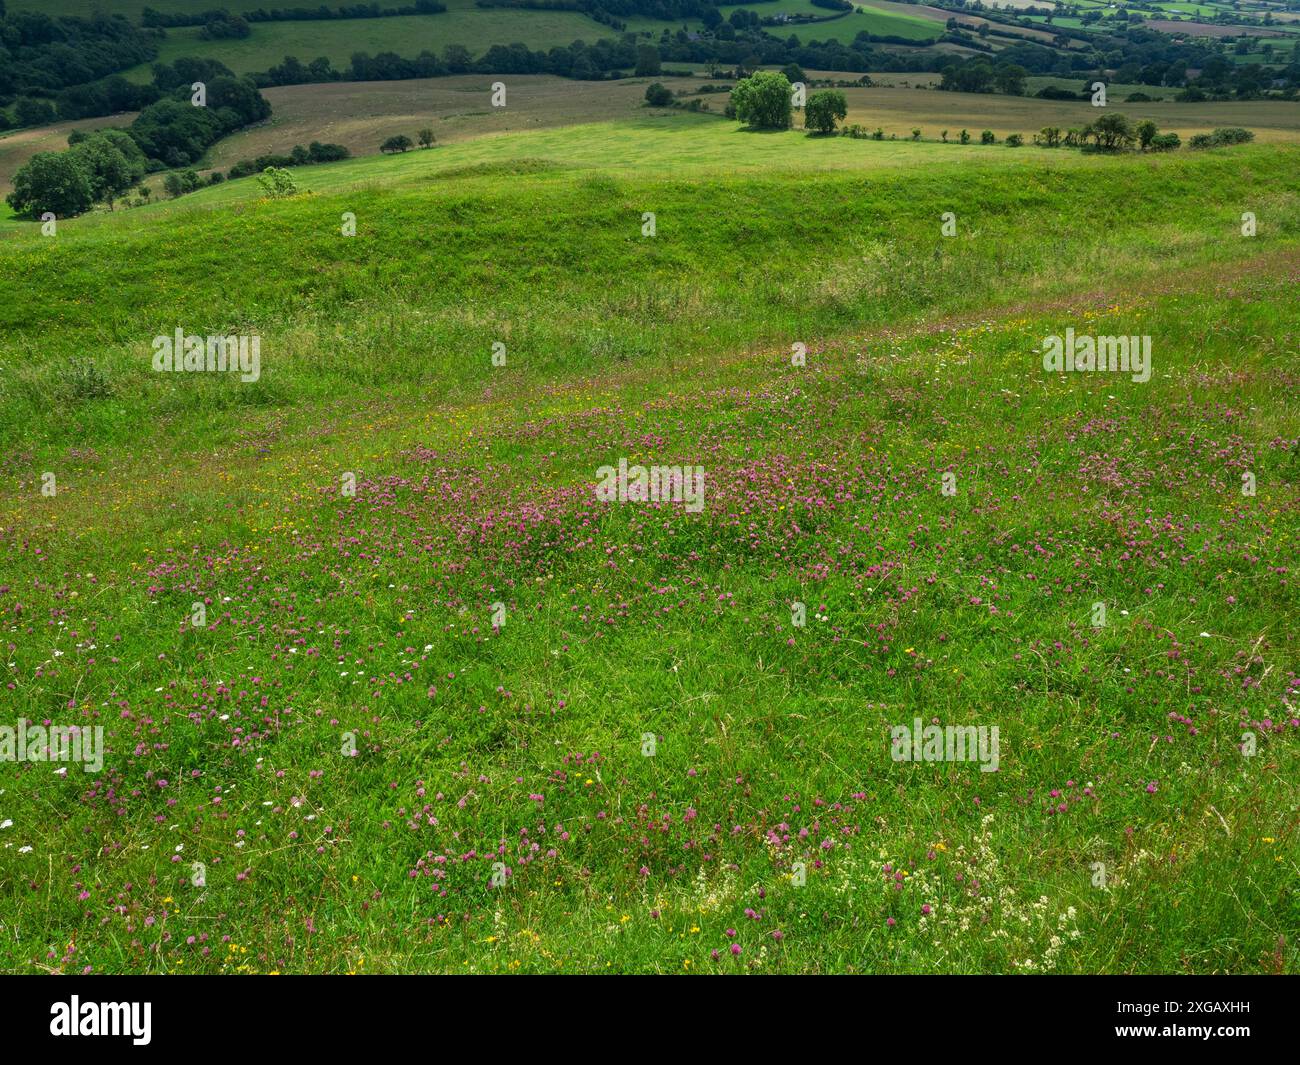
{"left": 0, "top": 117, "right": 1298, "bottom": 973}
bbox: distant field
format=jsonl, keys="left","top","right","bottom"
{"left": 1027, "top": 76, "right": 1180, "bottom": 102}
{"left": 834, "top": 86, "right": 1300, "bottom": 143}
{"left": 1146, "top": 19, "right": 1285, "bottom": 36}
{"left": 202, "top": 75, "right": 705, "bottom": 172}
{"left": 984, "top": 0, "right": 1108, "bottom": 8}
{"left": 867, "top": 0, "right": 1070, "bottom": 46}
{"left": 624, "top": 2, "right": 941, "bottom": 43}
{"left": 120, "top": 4, "right": 618, "bottom": 81}
{"left": 1152, "top": 2, "right": 1224, "bottom": 13}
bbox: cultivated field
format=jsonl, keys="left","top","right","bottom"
{"left": 120, "top": 1, "right": 617, "bottom": 82}
{"left": 202, "top": 75, "right": 707, "bottom": 172}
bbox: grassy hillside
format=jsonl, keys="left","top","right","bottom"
{"left": 10, "top": 74, "right": 1300, "bottom": 201}
{"left": 1, "top": 113, "right": 1298, "bottom": 973}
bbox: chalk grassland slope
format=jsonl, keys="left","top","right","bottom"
{"left": 14, "top": 106, "right": 1300, "bottom": 230}
{"left": 8, "top": 73, "right": 1300, "bottom": 198}
{"left": 220, "top": 75, "right": 1300, "bottom": 180}
{"left": 0, "top": 123, "right": 1297, "bottom": 974}
{"left": 183, "top": 81, "right": 1300, "bottom": 188}
{"left": 3, "top": 124, "right": 1298, "bottom": 423}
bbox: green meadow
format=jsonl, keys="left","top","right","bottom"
{"left": 120, "top": 1, "right": 618, "bottom": 82}
{"left": 625, "top": 0, "right": 944, "bottom": 37}
{"left": 1, "top": 112, "right": 1298, "bottom": 974}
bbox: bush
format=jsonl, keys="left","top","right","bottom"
{"left": 228, "top": 142, "right": 349, "bottom": 179}
{"left": 308, "top": 141, "right": 350, "bottom": 163}
{"left": 1005, "top": 133, "right": 1023, "bottom": 147}
{"left": 1149, "top": 132, "right": 1181, "bottom": 152}
{"left": 70, "top": 131, "right": 147, "bottom": 203}
{"left": 199, "top": 15, "right": 251, "bottom": 40}
{"left": 959, "top": 129, "right": 970, "bottom": 144}
{"left": 644, "top": 83, "right": 674, "bottom": 107}
{"left": 804, "top": 90, "right": 847, "bottom": 135}
{"left": 1186, "top": 129, "right": 1252, "bottom": 151}
{"left": 980, "top": 130, "right": 995, "bottom": 144}
{"left": 1209, "top": 127, "right": 1254, "bottom": 146}
{"left": 730, "top": 71, "right": 792, "bottom": 131}
{"left": 5, "top": 151, "right": 95, "bottom": 219}
{"left": 381, "top": 134, "right": 414, "bottom": 153}
{"left": 256, "top": 166, "right": 298, "bottom": 197}
{"left": 60, "top": 359, "right": 114, "bottom": 401}
{"left": 15, "top": 98, "right": 58, "bottom": 127}
{"left": 229, "top": 153, "right": 294, "bottom": 179}
{"left": 417, "top": 128, "right": 435, "bottom": 148}
{"left": 1091, "top": 112, "right": 1135, "bottom": 150}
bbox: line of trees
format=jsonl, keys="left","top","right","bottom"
{"left": 228, "top": 140, "right": 350, "bottom": 178}
{"left": 140, "top": 3, "right": 446, "bottom": 27}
